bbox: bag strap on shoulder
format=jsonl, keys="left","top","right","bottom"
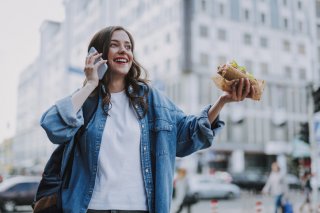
{"left": 63, "top": 85, "right": 100, "bottom": 188}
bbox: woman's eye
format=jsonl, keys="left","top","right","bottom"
{"left": 125, "top": 45, "right": 132, "bottom": 50}
{"left": 110, "top": 43, "right": 117, "bottom": 47}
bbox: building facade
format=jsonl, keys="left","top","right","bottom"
{"left": 12, "top": 0, "right": 319, "bottom": 174}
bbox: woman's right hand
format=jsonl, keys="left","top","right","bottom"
{"left": 84, "top": 52, "right": 108, "bottom": 87}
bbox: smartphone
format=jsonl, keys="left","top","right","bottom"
{"left": 88, "top": 47, "right": 108, "bottom": 80}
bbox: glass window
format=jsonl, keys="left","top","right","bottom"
{"left": 260, "top": 37, "right": 268, "bottom": 48}
{"left": 317, "top": 25, "right": 320, "bottom": 39}
{"left": 200, "top": 53, "right": 209, "bottom": 66}
{"left": 283, "top": 18, "right": 288, "bottom": 29}
{"left": 201, "top": 0, "right": 206, "bottom": 11}
{"left": 299, "top": 68, "right": 306, "bottom": 80}
{"left": 244, "top": 9, "right": 250, "bottom": 21}
{"left": 217, "top": 28, "right": 227, "bottom": 41}
{"left": 317, "top": 1, "right": 320, "bottom": 17}
{"left": 260, "top": 62, "right": 269, "bottom": 75}
{"left": 283, "top": 40, "right": 290, "bottom": 51}
{"left": 283, "top": 0, "right": 287, "bottom": 6}
{"left": 166, "top": 33, "right": 171, "bottom": 43}
{"left": 219, "top": 3, "right": 224, "bottom": 16}
{"left": 200, "top": 25, "right": 209, "bottom": 38}
{"left": 166, "top": 59, "right": 171, "bottom": 70}
{"left": 218, "top": 56, "right": 227, "bottom": 65}
{"left": 297, "top": 1, "right": 302, "bottom": 10}
{"left": 298, "top": 21, "right": 303, "bottom": 33}
{"left": 244, "top": 33, "right": 252, "bottom": 45}
{"left": 261, "top": 13, "right": 266, "bottom": 24}
{"left": 284, "top": 66, "right": 292, "bottom": 78}
{"left": 298, "top": 43, "right": 305, "bottom": 54}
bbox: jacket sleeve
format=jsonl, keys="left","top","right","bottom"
{"left": 40, "top": 95, "right": 84, "bottom": 144}
{"left": 175, "top": 105, "right": 225, "bottom": 157}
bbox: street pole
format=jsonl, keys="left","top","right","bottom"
{"left": 309, "top": 84, "right": 318, "bottom": 210}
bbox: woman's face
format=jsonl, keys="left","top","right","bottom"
{"left": 107, "top": 30, "right": 133, "bottom": 76}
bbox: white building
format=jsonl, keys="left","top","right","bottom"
{"left": 110, "top": 0, "right": 316, "bottom": 173}
{"left": 13, "top": 0, "right": 319, "bottom": 174}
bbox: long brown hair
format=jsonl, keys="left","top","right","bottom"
{"left": 86, "top": 26, "right": 149, "bottom": 119}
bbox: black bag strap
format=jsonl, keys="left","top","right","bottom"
{"left": 63, "top": 86, "right": 100, "bottom": 188}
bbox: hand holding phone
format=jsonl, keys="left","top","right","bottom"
{"left": 88, "top": 47, "right": 108, "bottom": 80}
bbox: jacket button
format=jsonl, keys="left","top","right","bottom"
{"left": 145, "top": 169, "right": 149, "bottom": 173}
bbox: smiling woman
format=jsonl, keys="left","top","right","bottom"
{"left": 37, "top": 25, "right": 254, "bottom": 213}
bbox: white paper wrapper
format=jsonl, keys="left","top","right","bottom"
{"left": 211, "top": 74, "right": 266, "bottom": 101}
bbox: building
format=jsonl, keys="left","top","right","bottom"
{"left": 13, "top": 0, "right": 319, "bottom": 174}
{"left": 111, "top": 0, "right": 316, "bottom": 173}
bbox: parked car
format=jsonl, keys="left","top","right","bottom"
{"left": 286, "top": 174, "right": 301, "bottom": 189}
{"left": 230, "top": 171, "right": 268, "bottom": 192}
{"left": 0, "top": 176, "right": 41, "bottom": 212}
{"left": 187, "top": 175, "right": 240, "bottom": 200}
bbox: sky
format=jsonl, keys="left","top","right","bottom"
{"left": 0, "top": 0, "right": 65, "bottom": 142}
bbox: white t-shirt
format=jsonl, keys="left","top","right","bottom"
{"left": 88, "top": 90, "right": 147, "bottom": 210}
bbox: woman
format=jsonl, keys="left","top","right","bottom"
{"left": 262, "top": 161, "right": 288, "bottom": 213}
{"left": 40, "top": 26, "right": 254, "bottom": 213}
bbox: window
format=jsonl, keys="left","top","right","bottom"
{"left": 166, "top": 59, "right": 171, "bottom": 70}
{"left": 166, "top": 33, "right": 171, "bottom": 43}
{"left": 283, "top": 18, "right": 289, "bottom": 29}
{"left": 283, "top": 40, "right": 290, "bottom": 51}
{"left": 297, "top": 1, "right": 302, "bottom": 10}
{"left": 244, "top": 9, "right": 250, "bottom": 21}
{"left": 298, "top": 21, "right": 303, "bottom": 33}
{"left": 283, "top": 0, "right": 287, "bottom": 6}
{"left": 200, "top": 25, "right": 209, "bottom": 38}
{"left": 217, "top": 28, "right": 227, "bottom": 41}
{"left": 260, "top": 37, "right": 268, "bottom": 48}
{"left": 298, "top": 43, "right": 305, "bottom": 54}
{"left": 200, "top": 53, "right": 209, "bottom": 66}
{"left": 218, "top": 56, "right": 227, "bottom": 65}
{"left": 284, "top": 66, "right": 292, "bottom": 78}
{"left": 260, "top": 63, "right": 269, "bottom": 75}
{"left": 244, "top": 33, "right": 252, "bottom": 45}
{"left": 299, "top": 68, "right": 306, "bottom": 80}
{"left": 317, "top": 25, "right": 320, "bottom": 39}
{"left": 219, "top": 3, "right": 224, "bottom": 16}
{"left": 261, "top": 13, "right": 266, "bottom": 24}
{"left": 201, "top": 0, "right": 206, "bottom": 11}
{"left": 317, "top": 1, "right": 320, "bottom": 17}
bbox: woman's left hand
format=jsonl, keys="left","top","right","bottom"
{"left": 220, "top": 78, "right": 254, "bottom": 104}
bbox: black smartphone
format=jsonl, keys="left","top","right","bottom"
{"left": 88, "top": 47, "right": 108, "bottom": 80}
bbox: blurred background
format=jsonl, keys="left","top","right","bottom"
{"left": 1, "top": 0, "right": 320, "bottom": 212}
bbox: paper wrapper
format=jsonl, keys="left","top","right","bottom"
{"left": 212, "top": 64, "right": 266, "bottom": 101}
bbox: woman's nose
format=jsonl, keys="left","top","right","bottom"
{"left": 118, "top": 45, "right": 126, "bottom": 53}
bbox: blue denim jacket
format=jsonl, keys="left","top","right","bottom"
{"left": 40, "top": 85, "right": 224, "bottom": 213}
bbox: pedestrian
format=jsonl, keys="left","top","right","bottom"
{"left": 40, "top": 26, "right": 254, "bottom": 213}
{"left": 262, "top": 161, "right": 288, "bottom": 213}
{"left": 174, "top": 168, "right": 196, "bottom": 213}
{"left": 299, "top": 170, "right": 312, "bottom": 213}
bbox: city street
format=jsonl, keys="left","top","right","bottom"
{"left": 3, "top": 189, "right": 316, "bottom": 213}
{"left": 170, "top": 189, "right": 314, "bottom": 213}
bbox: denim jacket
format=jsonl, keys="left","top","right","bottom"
{"left": 40, "top": 84, "right": 224, "bottom": 213}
